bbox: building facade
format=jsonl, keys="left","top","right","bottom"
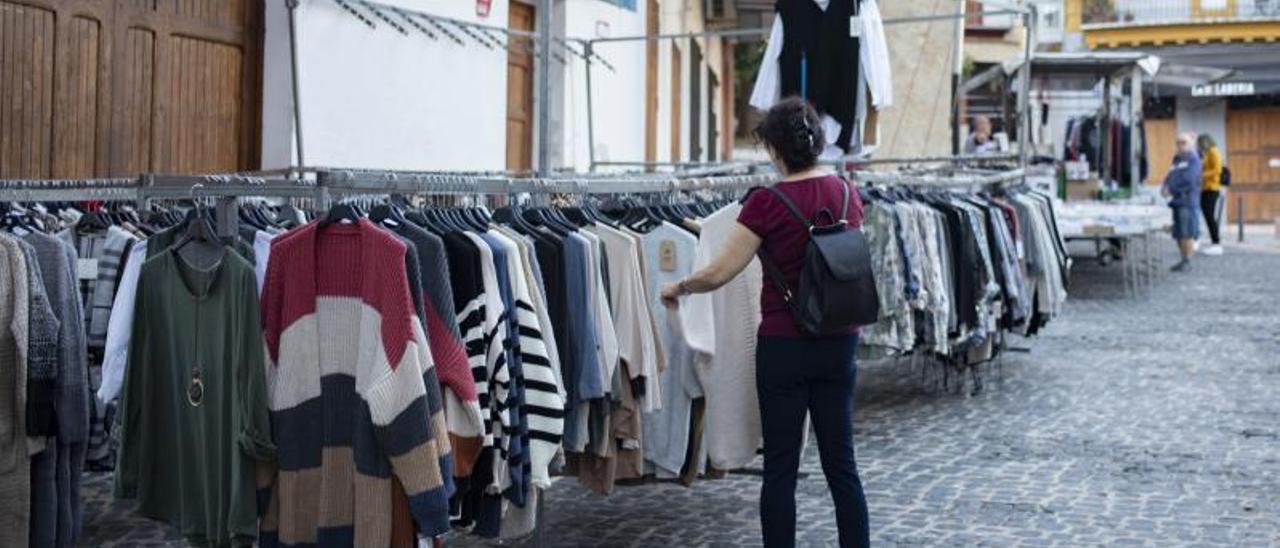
{"left": 0, "top": 0, "right": 736, "bottom": 178}
{"left": 1060, "top": 0, "right": 1280, "bottom": 222}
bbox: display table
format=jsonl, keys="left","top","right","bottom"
{"left": 1057, "top": 202, "right": 1172, "bottom": 297}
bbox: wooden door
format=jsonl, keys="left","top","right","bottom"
{"left": 670, "top": 44, "right": 682, "bottom": 162}
{"left": 0, "top": 0, "right": 263, "bottom": 179}
{"left": 1225, "top": 108, "right": 1280, "bottom": 222}
{"left": 1145, "top": 118, "right": 1179, "bottom": 186}
{"left": 644, "top": 0, "right": 658, "bottom": 165}
{"left": 506, "top": 1, "right": 535, "bottom": 173}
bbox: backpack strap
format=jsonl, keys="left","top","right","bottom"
{"left": 765, "top": 186, "right": 812, "bottom": 229}
{"left": 758, "top": 247, "right": 795, "bottom": 305}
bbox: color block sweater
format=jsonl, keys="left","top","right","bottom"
{"left": 258, "top": 219, "right": 452, "bottom": 546}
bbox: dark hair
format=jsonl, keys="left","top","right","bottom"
{"left": 754, "top": 98, "right": 824, "bottom": 173}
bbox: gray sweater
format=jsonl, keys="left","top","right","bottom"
{"left": 17, "top": 238, "right": 60, "bottom": 439}
{"left": 24, "top": 233, "right": 89, "bottom": 444}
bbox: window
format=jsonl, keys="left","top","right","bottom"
{"left": 600, "top": 0, "right": 637, "bottom": 11}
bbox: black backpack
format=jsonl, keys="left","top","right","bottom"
{"left": 757, "top": 181, "right": 881, "bottom": 336}
{"left": 1221, "top": 165, "right": 1232, "bottom": 187}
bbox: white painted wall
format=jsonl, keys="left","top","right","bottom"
{"left": 561, "top": 0, "right": 647, "bottom": 169}
{"left": 1176, "top": 96, "right": 1228, "bottom": 163}
{"left": 260, "top": 0, "right": 723, "bottom": 173}
{"left": 261, "top": 0, "right": 511, "bottom": 172}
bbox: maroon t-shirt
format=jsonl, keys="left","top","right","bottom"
{"left": 737, "top": 174, "right": 865, "bottom": 338}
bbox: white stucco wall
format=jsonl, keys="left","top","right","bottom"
{"left": 561, "top": 0, "right": 647, "bottom": 169}
{"left": 1176, "top": 96, "right": 1228, "bottom": 163}
{"left": 261, "top": 0, "right": 511, "bottom": 172}
{"left": 261, "top": 0, "right": 727, "bottom": 173}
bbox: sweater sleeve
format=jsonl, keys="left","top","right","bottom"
{"left": 21, "top": 243, "right": 59, "bottom": 439}
{"left": 97, "top": 239, "right": 146, "bottom": 404}
{"left": 360, "top": 254, "right": 451, "bottom": 537}
{"left": 235, "top": 269, "right": 275, "bottom": 462}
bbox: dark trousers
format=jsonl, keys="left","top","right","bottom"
{"left": 757, "top": 334, "right": 870, "bottom": 548}
{"left": 1201, "top": 190, "right": 1222, "bottom": 244}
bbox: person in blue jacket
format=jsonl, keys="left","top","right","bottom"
{"left": 1162, "top": 133, "right": 1203, "bottom": 272}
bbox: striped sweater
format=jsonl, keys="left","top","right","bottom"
{"left": 258, "top": 220, "right": 452, "bottom": 546}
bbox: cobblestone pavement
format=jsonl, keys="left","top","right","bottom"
{"left": 81, "top": 245, "right": 1280, "bottom": 547}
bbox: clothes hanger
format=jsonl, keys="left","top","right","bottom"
{"left": 368, "top": 198, "right": 409, "bottom": 228}
{"left": 318, "top": 201, "right": 362, "bottom": 229}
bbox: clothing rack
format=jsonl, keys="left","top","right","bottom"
{"left": 0, "top": 169, "right": 779, "bottom": 207}
{"left": 851, "top": 167, "right": 1026, "bottom": 188}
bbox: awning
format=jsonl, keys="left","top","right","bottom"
{"left": 1140, "top": 44, "right": 1280, "bottom": 97}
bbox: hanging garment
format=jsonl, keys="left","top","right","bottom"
{"left": 91, "top": 223, "right": 258, "bottom": 472}
{"left": 113, "top": 248, "right": 273, "bottom": 547}
{"left": 258, "top": 219, "right": 452, "bottom": 544}
{"left": 18, "top": 240, "right": 59, "bottom": 440}
{"left": 484, "top": 229, "right": 562, "bottom": 490}
{"left": 679, "top": 203, "right": 764, "bottom": 471}
{"left": 638, "top": 222, "right": 700, "bottom": 478}
{"left": 0, "top": 234, "right": 33, "bottom": 548}
{"left": 389, "top": 222, "right": 484, "bottom": 475}
{"left": 859, "top": 0, "right": 893, "bottom": 109}
{"left": 751, "top": 0, "right": 862, "bottom": 151}
{"left": 23, "top": 232, "right": 90, "bottom": 548}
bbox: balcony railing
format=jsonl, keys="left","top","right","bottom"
{"left": 1082, "top": 0, "right": 1280, "bottom": 27}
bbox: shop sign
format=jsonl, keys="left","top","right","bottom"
{"left": 1191, "top": 82, "right": 1255, "bottom": 97}
{"left": 477, "top": 0, "right": 491, "bottom": 18}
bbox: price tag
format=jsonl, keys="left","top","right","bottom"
{"left": 659, "top": 240, "right": 678, "bottom": 272}
{"left": 849, "top": 16, "right": 862, "bottom": 37}
{"left": 77, "top": 258, "right": 100, "bottom": 281}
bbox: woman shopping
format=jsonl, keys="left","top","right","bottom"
{"left": 660, "top": 98, "right": 872, "bottom": 548}
{"left": 1198, "top": 134, "right": 1225, "bottom": 256}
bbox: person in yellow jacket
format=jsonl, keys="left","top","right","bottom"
{"left": 1198, "top": 134, "right": 1225, "bottom": 255}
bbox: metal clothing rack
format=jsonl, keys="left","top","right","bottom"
{"left": 0, "top": 169, "right": 777, "bottom": 206}
{"left": 850, "top": 168, "right": 1027, "bottom": 188}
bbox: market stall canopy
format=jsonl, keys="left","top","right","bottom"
{"left": 1141, "top": 44, "right": 1280, "bottom": 97}
{"left": 961, "top": 51, "right": 1161, "bottom": 94}
{"left": 1150, "top": 63, "right": 1236, "bottom": 89}
{"left": 1016, "top": 52, "right": 1161, "bottom": 78}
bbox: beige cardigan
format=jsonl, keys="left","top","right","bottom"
{"left": 0, "top": 234, "right": 32, "bottom": 548}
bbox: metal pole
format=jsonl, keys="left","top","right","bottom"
{"left": 287, "top": 0, "right": 306, "bottom": 170}
{"left": 582, "top": 9, "right": 1023, "bottom": 44}
{"left": 585, "top": 41, "right": 597, "bottom": 172}
{"left": 1237, "top": 193, "right": 1245, "bottom": 242}
{"left": 1018, "top": 5, "right": 1035, "bottom": 175}
{"left": 536, "top": 0, "right": 553, "bottom": 175}
{"left": 1129, "top": 64, "right": 1142, "bottom": 189}
{"left": 952, "top": 0, "right": 967, "bottom": 156}
{"left": 1100, "top": 74, "right": 1112, "bottom": 182}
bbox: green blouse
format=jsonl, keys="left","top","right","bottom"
{"left": 114, "top": 247, "right": 274, "bottom": 547}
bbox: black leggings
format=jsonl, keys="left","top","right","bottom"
{"left": 1201, "top": 190, "right": 1222, "bottom": 244}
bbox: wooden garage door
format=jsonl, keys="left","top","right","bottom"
{"left": 0, "top": 0, "right": 263, "bottom": 179}
{"left": 505, "top": 1, "right": 534, "bottom": 173}
{"left": 1144, "top": 118, "right": 1178, "bottom": 186}
{"left": 1225, "top": 108, "right": 1280, "bottom": 223}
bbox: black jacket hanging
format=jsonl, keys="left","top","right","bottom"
{"left": 777, "top": 0, "right": 860, "bottom": 151}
